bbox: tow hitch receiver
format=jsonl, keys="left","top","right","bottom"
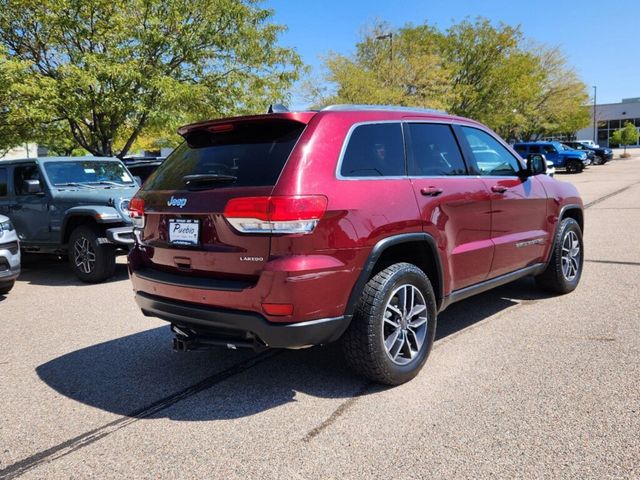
{"left": 171, "top": 325, "right": 265, "bottom": 352}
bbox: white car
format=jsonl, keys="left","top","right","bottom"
{"left": 577, "top": 139, "right": 599, "bottom": 148}
{"left": 0, "top": 215, "right": 20, "bottom": 295}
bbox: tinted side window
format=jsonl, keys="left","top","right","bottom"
{"left": 0, "top": 168, "right": 7, "bottom": 196}
{"left": 14, "top": 165, "right": 41, "bottom": 195}
{"left": 528, "top": 145, "right": 541, "bottom": 154}
{"left": 406, "top": 123, "right": 467, "bottom": 176}
{"left": 460, "top": 127, "right": 522, "bottom": 176}
{"left": 543, "top": 145, "right": 556, "bottom": 154}
{"left": 340, "top": 123, "right": 404, "bottom": 177}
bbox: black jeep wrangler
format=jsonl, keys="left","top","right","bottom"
{"left": 0, "top": 157, "right": 136, "bottom": 282}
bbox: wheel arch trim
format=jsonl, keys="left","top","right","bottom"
{"left": 546, "top": 203, "right": 583, "bottom": 264}
{"left": 344, "top": 233, "right": 445, "bottom": 317}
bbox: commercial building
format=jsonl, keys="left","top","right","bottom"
{"left": 0, "top": 143, "right": 38, "bottom": 161}
{"left": 575, "top": 97, "right": 640, "bottom": 148}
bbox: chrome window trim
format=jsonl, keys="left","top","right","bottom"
{"left": 334, "top": 119, "right": 524, "bottom": 181}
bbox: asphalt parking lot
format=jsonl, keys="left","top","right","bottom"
{"left": 1, "top": 158, "right": 639, "bottom": 479}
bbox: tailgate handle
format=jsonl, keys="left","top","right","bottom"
{"left": 173, "top": 256, "right": 192, "bottom": 270}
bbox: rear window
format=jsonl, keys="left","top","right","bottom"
{"left": 340, "top": 123, "right": 404, "bottom": 177}
{"left": 143, "top": 120, "right": 305, "bottom": 191}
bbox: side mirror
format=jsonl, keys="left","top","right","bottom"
{"left": 526, "top": 154, "right": 547, "bottom": 176}
{"left": 23, "top": 179, "right": 43, "bottom": 194}
{"left": 133, "top": 176, "right": 142, "bottom": 187}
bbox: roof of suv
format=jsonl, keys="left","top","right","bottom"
{"left": 177, "top": 104, "right": 476, "bottom": 137}
{"left": 0, "top": 156, "right": 121, "bottom": 164}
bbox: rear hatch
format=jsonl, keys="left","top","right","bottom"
{"left": 134, "top": 116, "right": 309, "bottom": 284}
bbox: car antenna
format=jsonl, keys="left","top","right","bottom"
{"left": 268, "top": 104, "right": 289, "bottom": 113}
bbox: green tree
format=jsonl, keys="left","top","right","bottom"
{"left": 0, "top": 0, "right": 301, "bottom": 158}
{"left": 316, "top": 18, "right": 590, "bottom": 141}
{"left": 610, "top": 122, "right": 639, "bottom": 154}
{"left": 319, "top": 22, "right": 453, "bottom": 110}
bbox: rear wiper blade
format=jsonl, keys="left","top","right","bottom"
{"left": 183, "top": 174, "right": 238, "bottom": 187}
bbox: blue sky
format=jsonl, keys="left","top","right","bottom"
{"left": 267, "top": 0, "right": 639, "bottom": 108}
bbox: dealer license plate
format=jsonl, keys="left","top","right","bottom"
{"left": 168, "top": 219, "right": 200, "bottom": 246}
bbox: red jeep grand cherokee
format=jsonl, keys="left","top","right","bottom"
{"left": 128, "top": 105, "right": 584, "bottom": 385}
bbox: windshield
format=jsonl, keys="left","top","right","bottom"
{"left": 44, "top": 161, "right": 135, "bottom": 187}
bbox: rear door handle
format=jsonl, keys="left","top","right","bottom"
{"left": 420, "top": 187, "right": 443, "bottom": 197}
{"left": 491, "top": 185, "right": 508, "bottom": 194}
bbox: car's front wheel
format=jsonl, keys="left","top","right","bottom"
{"left": 341, "top": 263, "right": 437, "bottom": 385}
{"left": 536, "top": 217, "right": 583, "bottom": 294}
{"left": 68, "top": 225, "right": 116, "bottom": 283}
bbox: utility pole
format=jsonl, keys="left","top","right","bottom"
{"left": 375, "top": 32, "right": 393, "bottom": 64}
{"left": 592, "top": 86, "right": 597, "bottom": 144}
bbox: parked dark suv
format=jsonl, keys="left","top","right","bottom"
{"left": 128, "top": 105, "right": 584, "bottom": 385}
{"left": 563, "top": 141, "right": 613, "bottom": 165}
{"left": 0, "top": 157, "right": 137, "bottom": 282}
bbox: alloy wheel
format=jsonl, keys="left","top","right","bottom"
{"left": 74, "top": 236, "right": 96, "bottom": 274}
{"left": 561, "top": 230, "right": 581, "bottom": 281}
{"left": 382, "top": 284, "right": 429, "bottom": 365}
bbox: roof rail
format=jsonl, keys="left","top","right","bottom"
{"left": 320, "top": 104, "right": 447, "bottom": 115}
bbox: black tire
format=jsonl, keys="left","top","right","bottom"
{"left": 68, "top": 225, "right": 116, "bottom": 283}
{"left": 536, "top": 218, "right": 583, "bottom": 294}
{"left": 0, "top": 280, "right": 15, "bottom": 295}
{"left": 594, "top": 155, "right": 603, "bottom": 165}
{"left": 566, "top": 160, "right": 582, "bottom": 174}
{"left": 341, "top": 263, "right": 437, "bottom": 386}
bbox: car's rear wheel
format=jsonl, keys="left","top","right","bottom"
{"left": 68, "top": 225, "right": 116, "bottom": 283}
{"left": 0, "top": 280, "right": 15, "bottom": 295}
{"left": 536, "top": 217, "right": 583, "bottom": 294}
{"left": 341, "top": 263, "right": 437, "bottom": 385}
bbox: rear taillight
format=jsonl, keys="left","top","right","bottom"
{"left": 223, "top": 195, "right": 327, "bottom": 234}
{"left": 128, "top": 197, "right": 145, "bottom": 228}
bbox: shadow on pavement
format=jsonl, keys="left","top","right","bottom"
{"left": 17, "top": 254, "right": 128, "bottom": 287}
{"left": 436, "top": 276, "right": 553, "bottom": 340}
{"left": 36, "top": 277, "right": 552, "bottom": 421}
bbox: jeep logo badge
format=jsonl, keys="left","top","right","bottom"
{"left": 167, "top": 196, "right": 187, "bottom": 208}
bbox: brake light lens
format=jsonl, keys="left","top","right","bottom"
{"left": 223, "top": 195, "right": 327, "bottom": 234}
{"left": 128, "top": 197, "right": 145, "bottom": 228}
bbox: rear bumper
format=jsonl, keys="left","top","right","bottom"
{"left": 135, "top": 291, "right": 351, "bottom": 349}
